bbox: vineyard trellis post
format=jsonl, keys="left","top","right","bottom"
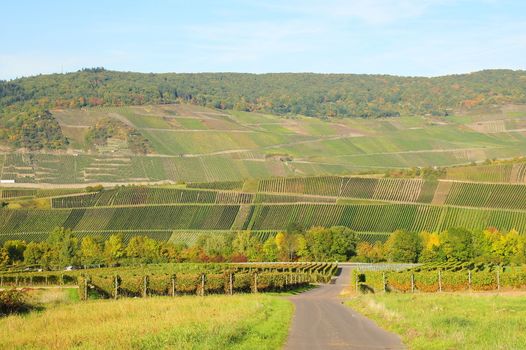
{"left": 114, "top": 275, "right": 119, "bottom": 300}
{"left": 143, "top": 276, "right": 148, "bottom": 298}
{"left": 468, "top": 270, "right": 472, "bottom": 290}
{"left": 382, "top": 272, "right": 386, "bottom": 293}
{"left": 411, "top": 273, "right": 415, "bottom": 293}
{"left": 83, "top": 276, "right": 88, "bottom": 300}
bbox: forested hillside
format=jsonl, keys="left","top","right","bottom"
{"left": 2, "top": 69, "right": 526, "bottom": 118}
{"left": 1, "top": 68, "right": 525, "bottom": 150}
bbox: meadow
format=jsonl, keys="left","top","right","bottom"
{"left": 0, "top": 294, "right": 292, "bottom": 350}
{"left": 347, "top": 293, "right": 526, "bottom": 350}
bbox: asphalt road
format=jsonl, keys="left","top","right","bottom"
{"left": 285, "top": 266, "right": 404, "bottom": 350}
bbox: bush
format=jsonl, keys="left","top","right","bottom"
{"left": 0, "top": 290, "right": 30, "bottom": 316}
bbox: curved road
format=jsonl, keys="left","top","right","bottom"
{"left": 285, "top": 266, "right": 404, "bottom": 350}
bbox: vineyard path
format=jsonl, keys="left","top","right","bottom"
{"left": 285, "top": 265, "right": 404, "bottom": 350}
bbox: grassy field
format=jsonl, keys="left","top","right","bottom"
{"left": 347, "top": 293, "right": 526, "bottom": 350}
{"left": 0, "top": 294, "right": 292, "bottom": 349}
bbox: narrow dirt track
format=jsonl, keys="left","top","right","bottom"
{"left": 285, "top": 266, "right": 404, "bottom": 350}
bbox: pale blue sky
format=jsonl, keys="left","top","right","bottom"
{"left": 1, "top": 0, "right": 525, "bottom": 80}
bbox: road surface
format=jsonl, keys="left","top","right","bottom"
{"left": 285, "top": 266, "right": 404, "bottom": 350}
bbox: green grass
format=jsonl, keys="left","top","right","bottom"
{"left": 347, "top": 293, "right": 526, "bottom": 350}
{"left": 0, "top": 294, "right": 292, "bottom": 350}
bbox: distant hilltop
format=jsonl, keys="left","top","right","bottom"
{"left": 2, "top": 68, "right": 525, "bottom": 119}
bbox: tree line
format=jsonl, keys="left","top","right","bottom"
{"left": 1, "top": 225, "right": 525, "bottom": 269}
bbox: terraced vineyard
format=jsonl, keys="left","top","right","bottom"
{"left": 51, "top": 187, "right": 254, "bottom": 208}
{"left": 3, "top": 172, "right": 526, "bottom": 246}
{"left": 3, "top": 200, "right": 526, "bottom": 244}
{"left": 445, "top": 162, "right": 526, "bottom": 183}
{"left": 3, "top": 104, "right": 526, "bottom": 184}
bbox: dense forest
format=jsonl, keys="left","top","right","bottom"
{"left": 1, "top": 68, "right": 526, "bottom": 149}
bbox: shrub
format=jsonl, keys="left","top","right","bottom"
{"left": 0, "top": 290, "right": 30, "bottom": 316}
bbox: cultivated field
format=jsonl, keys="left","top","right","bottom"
{"left": 2, "top": 104, "right": 526, "bottom": 184}
{"left": 5, "top": 173, "right": 526, "bottom": 245}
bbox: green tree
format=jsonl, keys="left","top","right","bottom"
{"left": 262, "top": 237, "right": 278, "bottom": 261}
{"left": 305, "top": 226, "right": 357, "bottom": 261}
{"left": 80, "top": 236, "right": 103, "bottom": 266}
{"left": 3, "top": 240, "right": 27, "bottom": 265}
{"left": 439, "top": 228, "right": 473, "bottom": 262}
{"left": 0, "top": 248, "right": 9, "bottom": 268}
{"left": 232, "top": 231, "right": 262, "bottom": 261}
{"left": 104, "top": 234, "right": 125, "bottom": 264}
{"left": 385, "top": 230, "right": 422, "bottom": 263}
{"left": 23, "top": 242, "right": 44, "bottom": 265}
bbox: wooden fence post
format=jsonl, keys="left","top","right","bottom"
{"left": 229, "top": 273, "right": 233, "bottom": 295}
{"left": 497, "top": 269, "right": 500, "bottom": 291}
{"left": 253, "top": 273, "right": 258, "bottom": 293}
{"left": 201, "top": 274, "right": 205, "bottom": 296}
{"left": 438, "top": 270, "right": 442, "bottom": 292}
{"left": 143, "top": 276, "right": 148, "bottom": 297}
{"left": 84, "top": 277, "right": 88, "bottom": 300}
{"left": 382, "top": 272, "right": 386, "bottom": 293}
{"left": 171, "top": 276, "right": 176, "bottom": 297}
{"left": 114, "top": 275, "right": 119, "bottom": 300}
{"left": 468, "top": 270, "right": 472, "bottom": 291}
{"left": 411, "top": 273, "right": 414, "bottom": 293}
